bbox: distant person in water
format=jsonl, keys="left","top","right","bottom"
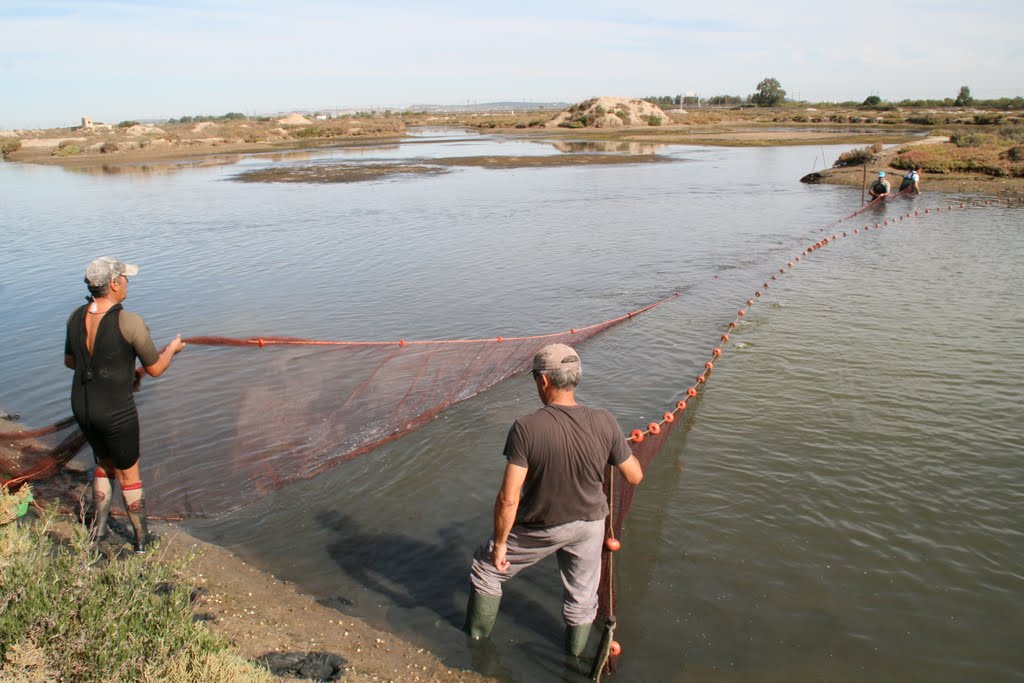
{"left": 869, "top": 171, "right": 891, "bottom": 200}
{"left": 64, "top": 256, "right": 185, "bottom": 552}
{"left": 464, "top": 343, "right": 644, "bottom": 659}
{"left": 899, "top": 167, "right": 923, "bottom": 194}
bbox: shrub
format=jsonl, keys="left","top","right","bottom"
{"left": 951, "top": 131, "right": 1000, "bottom": 147}
{"left": 100, "top": 141, "right": 119, "bottom": 154}
{"left": 974, "top": 113, "right": 1003, "bottom": 125}
{"left": 116, "top": 120, "right": 140, "bottom": 128}
{"left": 291, "top": 126, "right": 325, "bottom": 139}
{"left": 833, "top": 143, "right": 882, "bottom": 167}
{"left": 54, "top": 141, "right": 81, "bottom": 156}
{"left": 0, "top": 138, "right": 21, "bottom": 159}
{"left": 646, "top": 115, "right": 662, "bottom": 126}
{"left": 906, "top": 114, "right": 939, "bottom": 125}
{"left": 1001, "top": 146, "right": 1024, "bottom": 162}
{"left": 998, "top": 124, "right": 1024, "bottom": 144}
{"left": 615, "top": 110, "right": 630, "bottom": 123}
{"left": 893, "top": 143, "right": 1014, "bottom": 176}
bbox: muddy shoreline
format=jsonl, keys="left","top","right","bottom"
{"left": 156, "top": 523, "right": 489, "bottom": 683}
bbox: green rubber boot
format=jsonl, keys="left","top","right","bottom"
{"left": 464, "top": 591, "right": 501, "bottom": 639}
{"left": 564, "top": 623, "right": 592, "bottom": 657}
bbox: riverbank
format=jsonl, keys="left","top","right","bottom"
{"left": 2, "top": 508, "right": 491, "bottom": 682}
{"left": 800, "top": 135, "right": 1024, "bottom": 200}
{"left": 4, "top": 111, "right": 1023, "bottom": 198}
{"left": 157, "top": 523, "right": 490, "bottom": 683}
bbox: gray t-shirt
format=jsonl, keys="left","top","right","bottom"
{"left": 504, "top": 404, "right": 632, "bottom": 528}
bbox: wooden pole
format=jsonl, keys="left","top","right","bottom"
{"left": 862, "top": 164, "right": 867, "bottom": 204}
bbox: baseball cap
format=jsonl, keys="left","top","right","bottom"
{"left": 84, "top": 256, "right": 139, "bottom": 287}
{"left": 878, "top": 172, "right": 886, "bottom": 178}
{"left": 532, "top": 343, "right": 581, "bottom": 373}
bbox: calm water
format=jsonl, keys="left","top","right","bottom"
{"left": 1, "top": 131, "right": 1021, "bottom": 682}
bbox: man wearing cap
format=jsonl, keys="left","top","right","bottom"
{"left": 869, "top": 171, "right": 891, "bottom": 200}
{"left": 465, "top": 343, "right": 643, "bottom": 658}
{"left": 64, "top": 257, "right": 185, "bottom": 552}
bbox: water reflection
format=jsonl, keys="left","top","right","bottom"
{"left": 65, "top": 157, "right": 241, "bottom": 176}
{"left": 550, "top": 140, "right": 664, "bottom": 155}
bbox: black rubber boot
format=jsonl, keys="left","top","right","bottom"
{"left": 126, "top": 497, "right": 149, "bottom": 553}
{"left": 464, "top": 591, "right": 501, "bottom": 639}
{"left": 564, "top": 623, "right": 592, "bottom": 657}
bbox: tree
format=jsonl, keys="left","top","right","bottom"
{"left": 862, "top": 95, "right": 882, "bottom": 106}
{"left": 955, "top": 85, "right": 973, "bottom": 107}
{"left": 751, "top": 77, "right": 786, "bottom": 107}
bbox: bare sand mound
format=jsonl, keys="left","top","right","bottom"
{"left": 545, "top": 96, "right": 670, "bottom": 128}
{"left": 277, "top": 113, "right": 312, "bottom": 125}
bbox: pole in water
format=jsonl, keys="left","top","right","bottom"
{"left": 862, "top": 164, "right": 867, "bottom": 205}
{"left": 590, "top": 616, "right": 617, "bottom": 680}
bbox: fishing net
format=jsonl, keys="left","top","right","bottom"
{"left": 0, "top": 296, "right": 673, "bottom": 518}
{"left": 0, "top": 416, "right": 89, "bottom": 509}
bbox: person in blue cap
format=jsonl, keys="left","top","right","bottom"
{"left": 869, "top": 171, "right": 891, "bottom": 200}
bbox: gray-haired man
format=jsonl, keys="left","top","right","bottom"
{"left": 65, "top": 256, "right": 185, "bottom": 552}
{"left": 465, "top": 343, "right": 643, "bottom": 656}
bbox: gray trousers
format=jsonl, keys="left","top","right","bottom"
{"left": 469, "top": 518, "right": 604, "bottom": 626}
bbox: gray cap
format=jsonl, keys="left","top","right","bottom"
{"left": 532, "top": 343, "right": 581, "bottom": 373}
{"left": 84, "top": 256, "right": 139, "bottom": 287}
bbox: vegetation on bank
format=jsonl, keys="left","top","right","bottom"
{"left": 893, "top": 125, "right": 1024, "bottom": 177}
{"left": 645, "top": 80, "right": 1023, "bottom": 111}
{"left": 0, "top": 139, "right": 20, "bottom": 159}
{"left": 0, "top": 510, "right": 273, "bottom": 683}
{"left": 832, "top": 125, "right": 1024, "bottom": 178}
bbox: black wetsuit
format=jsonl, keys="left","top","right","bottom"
{"left": 66, "top": 304, "right": 146, "bottom": 469}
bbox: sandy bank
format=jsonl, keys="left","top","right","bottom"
{"left": 161, "top": 522, "right": 492, "bottom": 682}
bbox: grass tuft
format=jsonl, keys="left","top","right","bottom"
{"left": 0, "top": 509, "right": 274, "bottom": 682}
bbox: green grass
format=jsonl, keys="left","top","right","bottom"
{"left": 0, "top": 510, "right": 274, "bottom": 683}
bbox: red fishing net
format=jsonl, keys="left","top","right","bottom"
{"left": 0, "top": 295, "right": 675, "bottom": 519}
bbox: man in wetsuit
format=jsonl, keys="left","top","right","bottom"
{"left": 869, "top": 171, "right": 891, "bottom": 200}
{"left": 64, "top": 257, "right": 185, "bottom": 552}
{"left": 465, "top": 343, "right": 644, "bottom": 658}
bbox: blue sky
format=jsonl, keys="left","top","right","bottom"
{"left": 2, "top": 0, "right": 1022, "bottom": 129}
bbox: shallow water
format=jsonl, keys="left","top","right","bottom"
{"left": 1, "top": 131, "right": 1021, "bottom": 682}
